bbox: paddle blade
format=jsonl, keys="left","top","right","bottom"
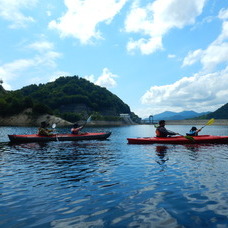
{"left": 206, "top": 118, "right": 215, "bottom": 126}
{"left": 52, "top": 123, "right": 56, "bottom": 129}
{"left": 87, "top": 116, "right": 92, "bottom": 123}
{"left": 184, "top": 135, "right": 195, "bottom": 141}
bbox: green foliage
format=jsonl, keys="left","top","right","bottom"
{"left": 204, "top": 103, "right": 228, "bottom": 119}
{"left": 0, "top": 75, "right": 135, "bottom": 122}
{"left": 61, "top": 112, "right": 81, "bottom": 123}
{"left": 33, "top": 103, "right": 53, "bottom": 115}
{"left": 91, "top": 112, "right": 121, "bottom": 121}
{"left": 0, "top": 93, "right": 34, "bottom": 116}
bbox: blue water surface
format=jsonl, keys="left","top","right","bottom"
{"left": 0, "top": 125, "right": 228, "bottom": 227}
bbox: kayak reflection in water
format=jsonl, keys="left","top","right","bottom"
{"left": 186, "top": 126, "right": 201, "bottom": 136}
{"left": 156, "top": 120, "right": 178, "bottom": 137}
{"left": 38, "top": 121, "right": 54, "bottom": 136}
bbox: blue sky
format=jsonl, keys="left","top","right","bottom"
{"left": 0, "top": 0, "right": 228, "bottom": 118}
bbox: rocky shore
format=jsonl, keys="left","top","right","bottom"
{"left": 0, "top": 109, "right": 228, "bottom": 127}
{"left": 0, "top": 109, "right": 127, "bottom": 127}
{"left": 0, "top": 109, "right": 72, "bottom": 127}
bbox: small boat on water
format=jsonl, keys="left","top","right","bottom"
{"left": 8, "top": 132, "right": 111, "bottom": 143}
{"left": 127, "top": 135, "right": 228, "bottom": 144}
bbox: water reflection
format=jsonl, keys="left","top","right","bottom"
{"left": 1, "top": 126, "right": 228, "bottom": 227}
{"left": 155, "top": 146, "right": 169, "bottom": 167}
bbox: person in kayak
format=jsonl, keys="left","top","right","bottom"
{"left": 156, "top": 120, "right": 178, "bottom": 137}
{"left": 38, "top": 121, "right": 54, "bottom": 136}
{"left": 71, "top": 123, "right": 83, "bottom": 134}
{"left": 186, "top": 126, "right": 201, "bottom": 136}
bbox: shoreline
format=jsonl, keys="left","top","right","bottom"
{"left": 0, "top": 109, "right": 227, "bottom": 126}
{"left": 1, "top": 119, "right": 228, "bottom": 127}
{"left": 165, "top": 119, "right": 228, "bottom": 126}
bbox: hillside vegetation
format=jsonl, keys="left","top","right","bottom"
{"left": 0, "top": 76, "right": 140, "bottom": 123}
{"left": 203, "top": 103, "right": 228, "bottom": 119}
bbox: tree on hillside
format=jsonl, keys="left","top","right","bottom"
{"left": 0, "top": 75, "right": 140, "bottom": 122}
{"left": 206, "top": 103, "right": 228, "bottom": 119}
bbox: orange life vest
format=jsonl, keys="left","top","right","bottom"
{"left": 156, "top": 128, "right": 161, "bottom": 137}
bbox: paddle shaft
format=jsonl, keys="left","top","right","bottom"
{"left": 199, "top": 118, "right": 215, "bottom": 130}
{"left": 81, "top": 115, "right": 92, "bottom": 130}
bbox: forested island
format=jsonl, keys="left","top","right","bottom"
{"left": 0, "top": 76, "right": 140, "bottom": 126}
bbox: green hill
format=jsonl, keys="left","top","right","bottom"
{"left": 204, "top": 103, "right": 228, "bottom": 119}
{"left": 0, "top": 76, "right": 140, "bottom": 123}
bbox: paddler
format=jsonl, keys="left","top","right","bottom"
{"left": 71, "top": 123, "right": 83, "bottom": 134}
{"left": 186, "top": 126, "right": 201, "bottom": 136}
{"left": 156, "top": 120, "right": 178, "bottom": 137}
{"left": 38, "top": 121, "right": 54, "bottom": 136}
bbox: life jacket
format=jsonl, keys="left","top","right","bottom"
{"left": 156, "top": 128, "right": 161, "bottom": 137}
{"left": 186, "top": 130, "right": 198, "bottom": 136}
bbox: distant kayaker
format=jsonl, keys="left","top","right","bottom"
{"left": 186, "top": 126, "right": 201, "bottom": 136}
{"left": 38, "top": 121, "right": 54, "bottom": 136}
{"left": 156, "top": 120, "right": 178, "bottom": 137}
{"left": 71, "top": 123, "right": 83, "bottom": 134}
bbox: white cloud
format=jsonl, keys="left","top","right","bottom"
{"left": 0, "top": 40, "right": 61, "bottom": 89}
{"left": 127, "top": 37, "right": 162, "bottom": 55}
{"left": 96, "top": 68, "right": 118, "bottom": 88}
{"left": 219, "top": 8, "right": 228, "bottom": 20}
{"left": 0, "top": 0, "right": 37, "bottom": 28}
{"left": 84, "top": 68, "right": 118, "bottom": 88}
{"left": 182, "top": 49, "right": 203, "bottom": 66}
{"left": 84, "top": 75, "right": 95, "bottom": 83}
{"left": 183, "top": 8, "right": 228, "bottom": 71}
{"left": 168, "top": 54, "right": 176, "bottom": 59}
{"left": 137, "top": 7, "right": 228, "bottom": 118}
{"left": 49, "top": 0, "right": 128, "bottom": 44}
{"left": 49, "top": 72, "right": 71, "bottom": 83}
{"left": 27, "top": 41, "right": 54, "bottom": 52}
{"left": 125, "top": 0, "right": 206, "bottom": 54}
{"left": 0, "top": 59, "right": 36, "bottom": 89}
{"left": 140, "top": 67, "right": 228, "bottom": 116}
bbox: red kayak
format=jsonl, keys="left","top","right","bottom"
{"left": 8, "top": 132, "right": 111, "bottom": 143}
{"left": 127, "top": 135, "right": 228, "bottom": 144}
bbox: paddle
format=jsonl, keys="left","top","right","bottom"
{"left": 199, "top": 118, "right": 215, "bottom": 131}
{"left": 81, "top": 115, "right": 92, "bottom": 130}
{"left": 52, "top": 123, "right": 59, "bottom": 141}
{"left": 170, "top": 131, "right": 194, "bottom": 141}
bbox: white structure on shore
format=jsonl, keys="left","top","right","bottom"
{"left": 120, "top": 114, "right": 134, "bottom": 124}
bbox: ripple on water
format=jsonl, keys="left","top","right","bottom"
{"left": 1, "top": 126, "right": 228, "bottom": 227}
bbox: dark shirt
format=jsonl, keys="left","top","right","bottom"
{"left": 156, "top": 126, "right": 176, "bottom": 137}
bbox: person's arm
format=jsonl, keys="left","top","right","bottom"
{"left": 71, "top": 126, "right": 83, "bottom": 134}
{"left": 159, "top": 127, "right": 175, "bottom": 135}
{"left": 167, "top": 130, "right": 177, "bottom": 136}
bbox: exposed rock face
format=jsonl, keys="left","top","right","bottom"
{"left": 0, "top": 109, "right": 72, "bottom": 127}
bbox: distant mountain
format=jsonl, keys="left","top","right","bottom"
{"left": 203, "top": 103, "right": 228, "bottom": 119}
{"left": 151, "top": 110, "right": 211, "bottom": 121}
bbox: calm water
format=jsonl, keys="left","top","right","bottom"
{"left": 0, "top": 125, "right": 228, "bottom": 228}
